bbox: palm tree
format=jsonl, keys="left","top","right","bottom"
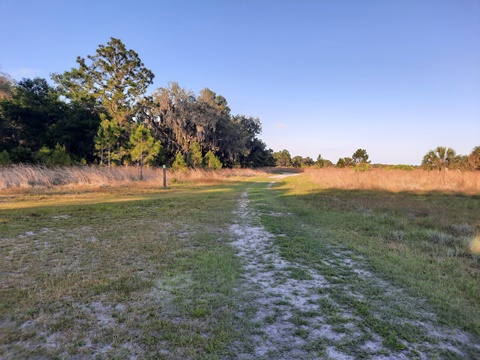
{"left": 422, "top": 146, "right": 456, "bottom": 170}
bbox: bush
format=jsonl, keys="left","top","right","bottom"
{"left": 10, "top": 147, "right": 34, "bottom": 163}
{"left": 171, "top": 152, "right": 187, "bottom": 171}
{"left": 469, "top": 146, "right": 480, "bottom": 170}
{"left": 387, "top": 165, "right": 415, "bottom": 171}
{"left": 0, "top": 150, "right": 11, "bottom": 166}
{"left": 35, "top": 144, "right": 72, "bottom": 166}
{"left": 354, "top": 163, "right": 372, "bottom": 172}
{"left": 204, "top": 151, "right": 223, "bottom": 170}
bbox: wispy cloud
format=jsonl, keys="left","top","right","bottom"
{"left": 8, "top": 68, "right": 43, "bottom": 79}
{"left": 275, "top": 123, "right": 288, "bottom": 129}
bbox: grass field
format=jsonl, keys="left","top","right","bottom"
{"left": 1, "top": 174, "right": 260, "bottom": 359}
{"left": 1, "top": 167, "right": 479, "bottom": 358}
{"left": 256, "top": 172, "right": 480, "bottom": 332}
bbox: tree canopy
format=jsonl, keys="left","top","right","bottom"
{"left": 273, "top": 149, "right": 292, "bottom": 167}
{"left": 130, "top": 124, "right": 161, "bottom": 179}
{"left": 0, "top": 77, "right": 101, "bottom": 163}
{"left": 422, "top": 146, "right": 456, "bottom": 170}
{"left": 352, "top": 149, "right": 370, "bottom": 164}
{"left": 1, "top": 38, "right": 478, "bottom": 171}
{"left": 0, "top": 38, "right": 274, "bottom": 169}
{"left": 468, "top": 146, "right": 480, "bottom": 171}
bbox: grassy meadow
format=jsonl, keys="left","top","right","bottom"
{"left": 1, "top": 166, "right": 479, "bottom": 358}
{"left": 258, "top": 169, "right": 480, "bottom": 334}
{"left": 1, "top": 171, "right": 262, "bottom": 359}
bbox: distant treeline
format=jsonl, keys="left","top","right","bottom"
{"left": 0, "top": 38, "right": 275, "bottom": 169}
{"left": 1, "top": 38, "right": 478, "bottom": 171}
{"left": 273, "top": 146, "right": 480, "bottom": 171}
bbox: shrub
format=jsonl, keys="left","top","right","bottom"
{"left": 204, "top": 151, "right": 223, "bottom": 170}
{"left": 354, "top": 163, "right": 372, "bottom": 172}
{"left": 35, "top": 144, "right": 72, "bottom": 166}
{"left": 387, "top": 165, "right": 415, "bottom": 171}
{"left": 469, "top": 146, "right": 480, "bottom": 170}
{"left": 0, "top": 150, "right": 11, "bottom": 166}
{"left": 10, "top": 147, "right": 34, "bottom": 163}
{"left": 171, "top": 152, "right": 188, "bottom": 171}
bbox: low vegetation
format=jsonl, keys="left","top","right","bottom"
{"left": 0, "top": 165, "right": 271, "bottom": 190}
{"left": 303, "top": 167, "right": 480, "bottom": 194}
{"left": 258, "top": 172, "right": 480, "bottom": 336}
{"left": 1, "top": 168, "right": 479, "bottom": 358}
{"left": 0, "top": 172, "right": 263, "bottom": 358}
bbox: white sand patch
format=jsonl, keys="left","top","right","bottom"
{"left": 18, "top": 231, "right": 36, "bottom": 237}
{"left": 230, "top": 191, "right": 385, "bottom": 358}
{"left": 270, "top": 173, "right": 301, "bottom": 180}
{"left": 326, "top": 346, "right": 355, "bottom": 360}
{"left": 52, "top": 214, "right": 71, "bottom": 219}
{"left": 229, "top": 183, "right": 480, "bottom": 359}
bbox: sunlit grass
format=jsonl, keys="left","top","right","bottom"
{"left": 472, "top": 235, "right": 480, "bottom": 254}
{"left": 0, "top": 189, "right": 166, "bottom": 210}
{"left": 259, "top": 173, "right": 480, "bottom": 336}
{"left": 304, "top": 167, "right": 480, "bottom": 194}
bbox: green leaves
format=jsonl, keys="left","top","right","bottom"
{"left": 352, "top": 148, "right": 370, "bottom": 164}
{"left": 130, "top": 124, "right": 161, "bottom": 166}
{"left": 468, "top": 146, "right": 480, "bottom": 171}
{"left": 129, "top": 124, "right": 162, "bottom": 178}
{"left": 273, "top": 149, "right": 292, "bottom": 166}
{"left": 422, "top": 146, "right": 457, "bottom": 170}
{"left": 53, "top": 38, "right": 155, "bottom": 166}
{"left": 172, "top": 152, "right": 188, "bottom": 171}
{"left": 204, "top": 150, "right": 222, "bottom": 170}
{"left": 4, "top": 38, "right": 270, "bottom": 169}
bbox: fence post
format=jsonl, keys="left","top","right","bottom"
{"left": 163, "top": 165, "right": 167, "bottom": 188}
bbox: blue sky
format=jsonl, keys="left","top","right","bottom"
{"left": 1, "top": 0, "right": 479, "bottom": 165}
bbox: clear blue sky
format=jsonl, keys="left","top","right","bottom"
{"left": 1, "top": 0, "right": 479, "bottom": 165}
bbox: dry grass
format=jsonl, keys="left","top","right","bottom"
{"left": 0, "top": 165, "right": 273, "bottom": 191}
{"left": 265, "top": 173, "right": 480, "bottom": 340}
{"left": 472, "top": 235, "right": 480, "bottom": 254}
{"left": 304, "top": 168, "right": 480, "bottom": 194}
{"left": 169, "top": 167, "right": 273, "bottom": 184}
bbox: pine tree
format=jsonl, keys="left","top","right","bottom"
{"left": 172, "top": 152, "right": 188, "bottom": 171}
{"left": 130, "top": 124, "right": 161, "bottom": 180}
{"left": 204, "top": 150, "right": 223, "bottom": 170}
{"left": 188, "top": 141, "right": 203, "bottom": 168}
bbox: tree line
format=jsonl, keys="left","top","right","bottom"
{"left": 272, "top": 146, "right": 480, "bottom": 171}
{"left": 0, "top": 38, "right": 275, "bottom": 169}
{"left": 1, "top": 38, "right": 478, "bottom": 171}
{"left": 273, "top": 148, "right": 372, "bottom": 169}
{"left": 421, "top": 146, "right": 480, "bottom": 171}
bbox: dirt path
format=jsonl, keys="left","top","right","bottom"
{"left": 229, "top": 177, "right": 479, "bottom": 359}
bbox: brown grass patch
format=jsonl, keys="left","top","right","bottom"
{"left": 304, "top": 168, "right": 480, "bottom": 194}
{"left": 0, "top": 165, "right": 274, "bottom": 191}
{"left": 471, "top": 236, "right": 480, "bottom": 254}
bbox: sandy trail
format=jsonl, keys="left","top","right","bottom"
{"left": 229, "top": 176, "right": 479, "bottom": 359}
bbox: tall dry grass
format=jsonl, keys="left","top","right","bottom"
{"left": 304, "top": 168, "right": 480, "bottom": 194}
{"left": 0, "top": 165, "right": 273, "bottom": 190}
{"left": 4, "top": 165, "right": 478, "bottom": 194}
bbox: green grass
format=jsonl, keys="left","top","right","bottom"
{"left": 2, "top": 171, "right": 479, "bottom": 358}
{"left": 249, "top": 174, "right": 480, "bottom": 338}
{"left": 0, "top": 181, "right": 253, "bottom": 359}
